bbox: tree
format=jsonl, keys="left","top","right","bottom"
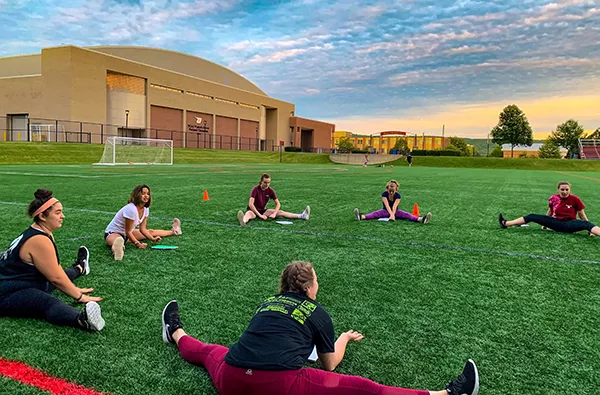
{"left": 336, "top": 136, "right": 355, "bottom": 153}
{"left": 538, "top": 138, "right": 561, "bottom": 159}
{"left": 585, "top": 127, "right": 600, "bottom": 139}
{"left": 489, "top": 145, "right": 503, "bottom": 157}
{"left": 392, "top": 138, "right": 410, "bottom": 155}
{"left": 490, "top": 104, "right": 533, "bottom": 158}
{"left": 549, "top": 119, "right": 584, "bottom": 158}
{"left": 449, "top": 136, "right": 469, "bottom": 156}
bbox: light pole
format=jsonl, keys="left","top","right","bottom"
{"left": 125, "top": 109, "right": 129, "bottom": 130}
{"left": 487, "top": 133, "right": 490, "bottom": 157}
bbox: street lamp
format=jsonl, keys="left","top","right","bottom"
{"left": 125, "top": 109, "right": 130, "bottom": 130}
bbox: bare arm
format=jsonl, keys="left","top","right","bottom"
{"left": 269, "top": 199, "right": 281, "bottom": 218}
{"left": 125, "top": 218, "right": 146, "bottom": 248}
{"left": 138, "top": 217, "right": 156, "bottom": 241}
{"left": 382, "top": 197, "right": 394, "bottom": 217}
{"left": 578, "top": 209, "right": 589, "bottom": 221}
{"left": 318, "top": 330, "right": 364, "bottom": 371}
{"left": 248, "top": 197, "right": 266, "bottom": 219}
{"left": 24, "top": 237, "right": 101, "bottom": 303}
{"left": 391, "top": 198, "right": 400, "bottom": 213}
{"left": 546, "top": 207, "right": 553, "bottom": 217}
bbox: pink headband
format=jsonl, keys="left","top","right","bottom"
{"left": 32, "top": 198, "right": 59, "bottom": 218}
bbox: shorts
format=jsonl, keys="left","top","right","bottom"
{"left": 104, "top": 232, "right": 128, "bottom": 243}
{"left": 246, "top": 207, "right": 266, "bottom": 215}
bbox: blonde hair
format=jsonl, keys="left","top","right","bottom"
{"left": 386, "top": 180, "right": 399, "bottom": 189}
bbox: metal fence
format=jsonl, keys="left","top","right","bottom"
{"left": 0, "top": 115, "right": 280, "bottom": 152}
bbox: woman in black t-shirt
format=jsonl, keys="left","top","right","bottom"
{"left": 0, "top": 189, "right": 104, "bottom": 331}
{"left": 161, "top": 261, "right": 479, "bottom": 395}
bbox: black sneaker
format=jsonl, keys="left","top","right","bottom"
{"left": 498, "top": 213, "right": 507, "bottom": 229}
{"left": 78, "top": 301, "right": 105, "bottom": 332}
{"left": 162, "top": 300, "right": 184, "bottom": 344}
{"left": 75, "top": 246, "right": 90, "bottom": 276}
{"left": 446, "top": 359, "right": 479, "bottom": 395}
{"left": 422, "top": 212, "right": 432, "bottom": 224}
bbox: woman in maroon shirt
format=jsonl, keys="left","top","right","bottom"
{"left": 237, "top": 173, "right": 310, "bottom": 226}
{"left": 498, "top": 181, "right": 600, "bottom": 235}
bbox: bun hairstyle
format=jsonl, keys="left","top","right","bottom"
{"left": 280, "top": 261, "right": 315, "bottom": 294}
{"left": 27, "top": 189, "right": 54, "bottom": 219}
{"left": 259, "top": 173, "right": 271, "bottom": 185}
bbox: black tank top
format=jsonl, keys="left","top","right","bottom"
{"left": 0, "top": 226, "right": 60, "bottom": 283}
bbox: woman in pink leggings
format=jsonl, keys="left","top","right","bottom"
{"left": 161, "top": 261, "right": 479, "bottom": 395}
{"left": 354, "top": 180, "right": 432, "bottom": 224}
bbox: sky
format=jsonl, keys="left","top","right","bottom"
{"left": 0, "top": 0, "right": 598, "bottom": 138}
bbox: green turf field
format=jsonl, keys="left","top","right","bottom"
{"left": 0, "top": 163, "right": 599, "bottom": 394}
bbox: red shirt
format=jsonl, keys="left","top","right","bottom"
{"left": 248, "top": 186, "right": 277, "bottom": 213}
{"left": 547, "top": 194, "right": 585, "bottom": 220}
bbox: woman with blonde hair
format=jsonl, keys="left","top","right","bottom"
{"left": 161, "top": 261, "right": 478, "bottom": 395}
{"left": 105, "top": 184, "right": 182, "bottom": 260}
{"left": 354, "top": 180, "right": 431, "bottom": 223}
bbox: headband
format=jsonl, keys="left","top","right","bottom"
{"left": 32, "top": 198, "right": 59, "bottom": 218}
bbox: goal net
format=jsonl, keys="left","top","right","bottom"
{"left": 94, "top": 136, "right": 173, "bottom": 165}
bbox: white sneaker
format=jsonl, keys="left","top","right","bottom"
{"left": 303, "top": 206, "right": 311, "bottom": 220}
{"left": 82, "top": 301, "right": 105, "bottom": 332}
{"left": 423, "top": 212, "right": 432, "bottom": 224}
{"left": 113, "top": 236, "right": 125, "bottom": 261}
{"left": 354, "top": 208, "right": 361, "bottom": 221}
{"left": 237, "top": 210, "right": 246, "bottom": 226}
{"left": 172, "top": 218, "right": 182, "bottom": 235}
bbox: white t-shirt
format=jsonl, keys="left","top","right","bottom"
{"left": 105, "top": 203, "right": 149, "bottom": 235}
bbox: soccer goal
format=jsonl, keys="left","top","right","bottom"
{"left": 94, "top": 136, "right": 173, "bottom": 165}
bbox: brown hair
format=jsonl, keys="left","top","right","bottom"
{"left": 280, "top": 261, "right": 315, "bottom": 294}
{"left": 386, "top": 179, "right": 399, "bottom": 189}
{"left": 259, "top": 173, "right": 271, "bottom": 185}
{"left": 128, "top": 184, "right": 151, "bottom": 208}
{"left": 27, "top": 189, "right": 55, "bottom": 221}
{"left": 557, "top": 181, "right": 570, "bottom": 189}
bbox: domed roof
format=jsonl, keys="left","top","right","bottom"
{"left": 87, "top": 46, "right": 266, "bottom": 96}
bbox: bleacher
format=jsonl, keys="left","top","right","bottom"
{"left": 579, "top": 139, "right": 600, "bottom": 159}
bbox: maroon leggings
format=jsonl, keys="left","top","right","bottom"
{"left": 177, "top": 335, "right": 429, "bottom": 395}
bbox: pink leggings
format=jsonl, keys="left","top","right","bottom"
{"left": 177, "top": 335, "right": 429, "bottom": 395}
{"left": 365, "top": 209, "right": 419, "bottom": 222}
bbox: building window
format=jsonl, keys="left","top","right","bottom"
{"left": 215, "top": 97, "right": 238, "bottom": 105}
{"left": 186, "top": 91, "right": 213, "bottom": 100}
{"left": 150, "top": 83, "right": 183, "bottom": 93}
{"left": 240, "top": 102, "right": 259, "bottom": 110}
{"left": 107, "top": 71, "right": 145, "bottom": 95}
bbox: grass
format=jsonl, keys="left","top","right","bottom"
{"left": 0, "top": 163, "right": 599, "bottom": 394}
{"left": 0, "top": 143, "right": 331, "bottom": 164}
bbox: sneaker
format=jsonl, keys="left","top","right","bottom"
{"left": 79, "top": 301, "right": 105, "bottom": 332}
{"left": 422, "top": 212, "right": 432, "bottom": 224}
{"left": 498, "top": 213, "right": 507, "bottom": 229}
{"left": 354, "top": 208, "right": 361, "bottom": 221}
{"left": 76, "top": 246, "right": 90, "bottom": 276}
{"left": 446, "top": 359, "right": 479, "bottom": 395}
{"left": 237, "top": 210, "right": 246, "bottom": 227}
{"left": 162, "top": 300, "right": 184, "bottom": 344}
{"left": 172, "top": 218, "right": 182, "bottom": 235}
{"left": 113, "top": 236, "right": 125, "bottom": 261}
{"left": 303, "top": 206, "right": 311, "bottom": 221}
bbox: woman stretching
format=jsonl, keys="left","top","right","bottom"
{"left": 105, "top": 184, "right": 182, "bottom": 260}
{"left": 161, "top": 261, "right": 479, "bottom": 395}
{"left": 499, "top": 181, "right": 600, "bottom": 235}
{"left": 237, "top": 173, "right": 310, "bottom": 226}
{"left": 354, "top": 180, "right": 432, "bottom": 223}
{"left": 0, "top": 189, "right": 104, "bottom": 331}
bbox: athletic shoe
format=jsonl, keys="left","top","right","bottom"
{"left": 303, "top": 206, "right": 311, "bottom": 221}
{"left": 79, "top": 301, "right": 105, "bottom": 332}
{"left": 498, "top": 213, "right": 507, "bottom": 229}
{"left": 422, "top": 212, "right": 432, "bottom": 224}
{"left": 237, "top": 210, "right": 246, "bottom": 227}
{"left": 162, "top": 300, "right": 184, "bottom": 344}
{"left": 354, "top": 208, "right": 361, "bottom": 221}
{"left": 76, "top": 246, "right": 90, "bottom": 276}
{"left": 445, "top": 359, "right": 479, "bottom": 395}
{"left": 172, "top": 218, "right": 182, "bottom": 235}
{"left": 113, "top": 236, "right": 125, "bottom": 261}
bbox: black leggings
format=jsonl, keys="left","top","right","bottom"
{"left": 523, "top": 214, "right": 597, "bottom": 234}
{"left": 0, "top": 266, "right": 82, "bottom": 328}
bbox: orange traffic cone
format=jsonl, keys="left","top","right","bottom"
{"left": 412, "top": 203, "right": 420, "bottom": 217}
{"left": 202, "top": 190, "right": 210, "bottom": 201}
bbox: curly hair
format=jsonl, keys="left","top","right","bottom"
{"left": 128, "top": 184, "right": 152, "bottom": 208}
{"left": 280, "top": 261, "right": 315, "bottom": 294}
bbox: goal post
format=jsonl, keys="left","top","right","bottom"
{"left": 94, "top": 136, "right": 173, "bottom": 165}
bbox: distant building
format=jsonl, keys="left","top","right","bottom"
{"left": 333, "top": 130, "right": 448, "bottom": 153}
{"left": 501, "top": 143, "right": 568, "bottom": 158}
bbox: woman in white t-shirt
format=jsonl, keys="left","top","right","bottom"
{"left": 104, "top": 185, "right": 182, "bottom": 261}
